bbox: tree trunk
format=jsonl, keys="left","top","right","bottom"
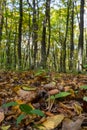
{"left": 5, "top": 1, "right": 11, "bottom": 69}
{"left": 62, "top": 0, "right": 70, "bottom": 72}
{"left": 41, "top": 0, "right": 51, "bottom": 68}
{"left": 32, "top": 0, "right": 38, "bottom": 68}
{"left": 69, "top": 1, "right": 74, "bottom": 71}
{"left": 18, "top": 0, "right": 23, "bottom": 69}
{"left": 41, "top": 18, "right": 47, "bottom": 68}
{"left": 77, "top": 0, "right": 84, "bottom": 72}
{"left": 46, "top": 0, "right": 51, "bottom": 59}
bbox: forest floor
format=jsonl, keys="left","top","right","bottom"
{"left": 0, "top": 70, "right": 87, "bottom": 130}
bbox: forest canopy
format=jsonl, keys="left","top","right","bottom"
{"left": 0, "top": 0, "right": 86, "bottom": 72}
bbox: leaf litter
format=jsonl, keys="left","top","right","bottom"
{"left": 0, "top": 71, "right": 87, "bottom": 129}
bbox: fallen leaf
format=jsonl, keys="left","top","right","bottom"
{"left": 44, "top": 82, "right": 56, "bottom": 90}
{"left": 38, "top": 114, "right": 64, "bottom": 130}
{"left": 16, "top": 89, "right": 37, "bottom": 102}
{"left": 22, "top": 86, "right": 36, "bottom": 91}
{"left": 1, "top": 125, "right": 11, "bottom": 130}
{"left": 0, "top": 108, "right": 4, "bottom": 123}
{"left": 48, "top": 89, "right": 59, "bottom": 95}
{"left": 62, "top": 115, "right": 85, "bottom": 130}
{"left": 73, "top": 103, "right": 83, "bottom": 115}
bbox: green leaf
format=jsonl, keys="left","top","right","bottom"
{"left": 83, "top": 64, "right": 87, "bottom": 68}
{"left": 17, "top": 114, "right": 26, "bottom": 125}
{"left": 35, "top": 69, "right": 46, "bottom": 76}
{"left": 19, "top": 104, "right": 45, "bottom": 117}
{"left": 55, "top": 92, "right": 71, "bottom": 99}
{"left": 19, "top": 104, "right": 33, "bottom": 114}
{"left": 80, "top": 85, "right": 87, "bottom": 90}
{"left": 50, "top": 95, "right": 55, "bottom": 100}
{"left": 31, "top": 109, "right": 45, "bottom": 117}
{"left": 83, "top": 96, "right": 87, "bottom": 102}
{"left": 2, "top": 101, "right": 18, "bottom": 108}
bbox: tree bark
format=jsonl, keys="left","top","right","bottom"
{"left": 32, "top": 0, "right": 38, "bottom": 68}
{"left": 69, "top": 1, "right": 74, "bottom": 71}
{"left": 41, "top": 0, "right": 51, "bottom": 68}
{"left": 77, "top": 0, "right": 84, "bottom": 72}
{"left": 62, "top": 0, "right": 70, "bottom": 72}
{"left": 18, "top": 0, "right": 23, "bottom": 69}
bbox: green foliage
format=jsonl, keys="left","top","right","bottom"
{"left": 55, "top": 92, "right": 71, "bottom": 98}
{"left": 82, "top": 64, "right": 87, "bottom": 68}
{"left": 17, "top": 114, "right": 26, "bottom": 125}
{"left": 19, "top": 104, "right": 45, "bottom": 116}
{"left": 19, "top": 104, "right": 33, "bottom": 114}
{"left": 2, "top": 101, "right": 18, "bottom": 108}
{"left": 50, "top": 91, "right": 71, "bottom": 100}
{"left": 80, "top": 85, "right": 87, "bottom": 90}
{"left": 30, "top": 109, "right": 45, "bottom": 117}
{"left": 2, "top": 102, "right": 45, "bottom": 125}
{"left": 35, "top": 69, "right": 46, "bottom": 76}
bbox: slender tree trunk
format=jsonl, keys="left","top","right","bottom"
{"left": 28, "top": 12, "right": 31, "bottom": 69}
{"left": 62, "top": 1, "right": 70, "bottom": 72}
{"left": 41, "top": 0, "right": 51, "bottom": 68}
{"left": 0, "top": 0, "right": 4, "bottom": 45}
{"left": 18, "top": 0, "right": 23, "bottom": 69}
{"left": 27, "top": 1, "right": 32, "bottom": 69}
{"left": 32, "top": 0, "right": 38, "bottom": 68}
{"left": 5, "top": 1, "right": 11, "bottom": 69}
{"left": 41, "top": 18, "right": 47, "bottom": 68}
{"left": 13, "top": 32, "right": 17, "bottom": 69}
{"left": 69, "top": 1, "right": 74, "bottom": 71}
{"left": 46, "top": 0, "right": 51, "bottom": 59}
{"left": 0, "top": 14, "right": 4, "bottom": 45}
{"left": 0, "top": 0, "right": 4, "bottom": 68}
{"left": 77, "top": 0, "right": 84, "bottom": 72}
{"left": 86, "top": 30, "right": 87, "bottom": 59}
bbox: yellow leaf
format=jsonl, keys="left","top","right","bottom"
{"left": 1, "top": 125, "right": 10, "bottom": 130}
{"left": 13, "top": 86, "right": 21, "bottom": 93}
{"left": 12, "top": 99, "right": 25, "bottom": 115}
{"left": 38, "top": 114, "right": 64, "bottom": 130}
{"left": 73, "top": 103, "right": 83, "bottom": 115}
{"left": 22, "top": 86, "right": 36, "bottom": 91}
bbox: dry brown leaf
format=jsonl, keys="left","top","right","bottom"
{"left": 44, "top": 82, "right": 56, "bottom": 90}
{"left": 16, "top": 89, "right": 37, "bottom": 102}
{"left": 62, "top": 115, "right": 85, "bottom": 130}
{"left": 45, "top": 111, "right": 54, "bottom": 116}
{"left": 0, "top": 109, "right": 4, "bottom": 123}
{"left": 48, "top": 89, "right": 59, "bottom": 95}
{"left": 38, "top": 114, "right": 64, "bottom": 130}
{"left": 64, "top": 86, "right": 71, "bottom": 91}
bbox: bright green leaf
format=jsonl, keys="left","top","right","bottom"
{"left": 19, "top": 104, "right": 33, "bottom": 114}
{"left": 55, "top": 92, "right": 71, "bottom": 99}
{"left": 80, "top": 85, "right": 87, "bottom": 90}
{"left": 50, "top": 95, "right": 55, "bottom": 100}
{"left": 17, "top": 114, "right": 26, "bottom": 125}
{"left": 2, "top": 102, "right": 18, "bottom": 108}
{"left": 31, "top": 109, "right": 45, "bottom": 117}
